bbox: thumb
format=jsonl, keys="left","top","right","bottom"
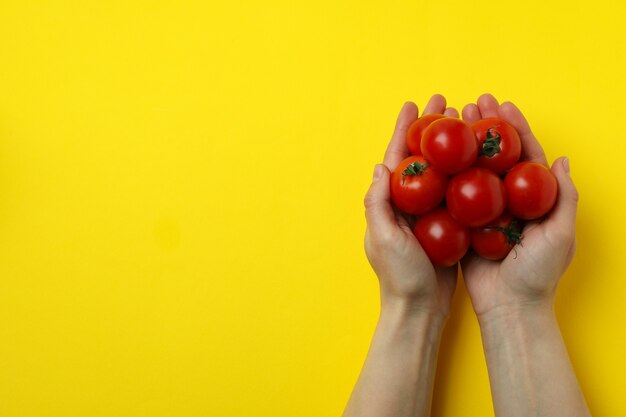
{"left": 364, "top": 164, "right": 397, "bottom": 240}
{"left": 546, "top": 157, "right": 579, "bottom": 233}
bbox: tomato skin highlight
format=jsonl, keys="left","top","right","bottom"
{"left": 446, "top": 167, "right": 507, "bottom": 227}
{"left": 470, "top": 212, "right": 520, "bottom": 261}
{"left": 413, "top": 207, "right": 470, "bottom": 267}
{"left": 505, "top": 162, "right": 558, "bottom": 220}
{"left": 406, "top": 114, "right": 445, "bottom": 156}
{"left": 390, "top": 155, "right": 449, "bottom": 215}
{"left": 472, "top": 118, "right": 522, "bottom": 174}
{"left": 421, "top": 118, "right": 478, "bottom": 174}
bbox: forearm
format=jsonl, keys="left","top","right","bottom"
{"left": 343, "top": 301, "right": 444, "bottom": 417}
{"left": 479, "top": 304, "right": 590, "bottom": 417}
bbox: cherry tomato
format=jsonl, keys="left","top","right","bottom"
{"left": 472, "top": 118, "right": 522, "bottom": 174}
{"left": 406, "top": 114, "right": 445, "bottom": 156}
{"left": 413, "top": 207, "right": 470, "bottom": 267}
{"left": 446, "top": 167, "right": 506, "bottom": 227}
{"left": 390, "top": 155, "right": 448, "bottom": 215}
{"left": 505, "top": 162, "right": 558, "bottom": 219}
{"left": 421, "top": 118, "right": 478, "bottom": 174}
{"left": 470, "top": 212, "right": 522, "bottom": 261}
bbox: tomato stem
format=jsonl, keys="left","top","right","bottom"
{"left": 480, "top": 127, "right": 502, "bottom": 157}
{"left": 401, "top": 161, "right": 429, "bottom": 184}
{"left": 485, "top": 220, "right": 523, "bottom": 246}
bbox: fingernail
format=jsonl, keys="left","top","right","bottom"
{"left": 373, "top": 164, "right": 383, "bottom": 180}
{"left": 563, "top": 157, "right": 570, "bottom": 174}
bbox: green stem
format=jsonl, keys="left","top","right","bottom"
{"left": 480, "top": 127, "right": 502, "bottom": 157}
{"left": 401, "top": 161, "right": 429, "bottom": 185}
{"left": 485, "top": 220, "right": 523, "bottom": 245}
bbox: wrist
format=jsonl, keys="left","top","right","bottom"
{"left": 476, "top": 298, "right": 554, "bottom": 327}
{"left": 381, "top": 288, "right": 449, "bottom": 320}
{"left": 379, "top": 298, "right": 446, "bottom": 345}
{"left": 478, "top": 302, "right": 558, "bottom": 353}
{"left": 381, "top": 294, "right": 447, "bottom": 320}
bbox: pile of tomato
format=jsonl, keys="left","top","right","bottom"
{"left": 390, "top": 115, "right": 558, "bottom": 266}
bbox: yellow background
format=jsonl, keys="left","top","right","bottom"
{"left": 1, "top": 1, "right": 624, "bottom": 416}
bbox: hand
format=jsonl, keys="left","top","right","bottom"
{"left": 460, "top": 94, "right": 579, "bottom": 321}
{"left": 363, "top": 95, "right": 459, "bottom": 319}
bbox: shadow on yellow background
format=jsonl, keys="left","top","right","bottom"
{"left": 0, "top": 1, "right": 624, "bottom": 416}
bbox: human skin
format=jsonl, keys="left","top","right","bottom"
{"left": 343, "top": 95, "right": 460, "bottom": 417}
{"left": 344, "top": 94, "right": 591, "bottom": 417}
{"left": 460, "top": 94, "right": 591, "bottom": 417}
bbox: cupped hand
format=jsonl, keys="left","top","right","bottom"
{"left": 460, "top": 94, "right": 579, "bottom": 321}
{"left": 364, "top": 95, "right": 459, "bottom": 319}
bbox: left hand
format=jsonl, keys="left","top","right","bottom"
{"left": 364, "top": 95, "right": 460, "bottom": 319}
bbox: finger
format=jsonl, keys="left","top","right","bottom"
{"left": 422, "top": 94, "right": 447, "bottom": 115}
{"left": 544, "top": 157, "right": 579, "bottom": 235}
{"left": 383, "top": 102, "right": 418, "bottom": 170}
{"left": 364, "top": 164, "right": 397, "bottom": 240}
{"left": 498, "top": 101, "right": 548, "bottom": 166}
{"left": 443, "top": 107, "right": 459, "bottom": 118}
{"left": 477, "top": 93, "right": 500, "bottom": 118}
{"left": 462, "top": 103, "right": 481, "bottom": 124}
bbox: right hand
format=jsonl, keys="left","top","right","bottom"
{"left": 460, "top": 94, "right": 579, "bottom": 322}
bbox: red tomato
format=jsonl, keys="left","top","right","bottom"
{"left": 470, "top": 212, "right": 522, "bottom": 260}
{"left": 413, "top": 207, "right": 470, "bottom": 267}
{"left": 472, "top": 118, "right": 522, "bottom": 174}
{"left": 446, "top": 167, "right": 507, "bottom": 227}
{"left": 390, "top": 155, "right": 448, "bottom": 215}
{"left": 421, "top": 118, "right": 478, "bottom": 174}
{"left": 505, "top": 162, "right": 558, "bottom": 219}
{"left": 406, "top": 114, "right": 445, "bottom": 156}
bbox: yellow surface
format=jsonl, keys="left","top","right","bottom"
{"left": 0, "top": 1, "right": 624, "bottom": 416}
